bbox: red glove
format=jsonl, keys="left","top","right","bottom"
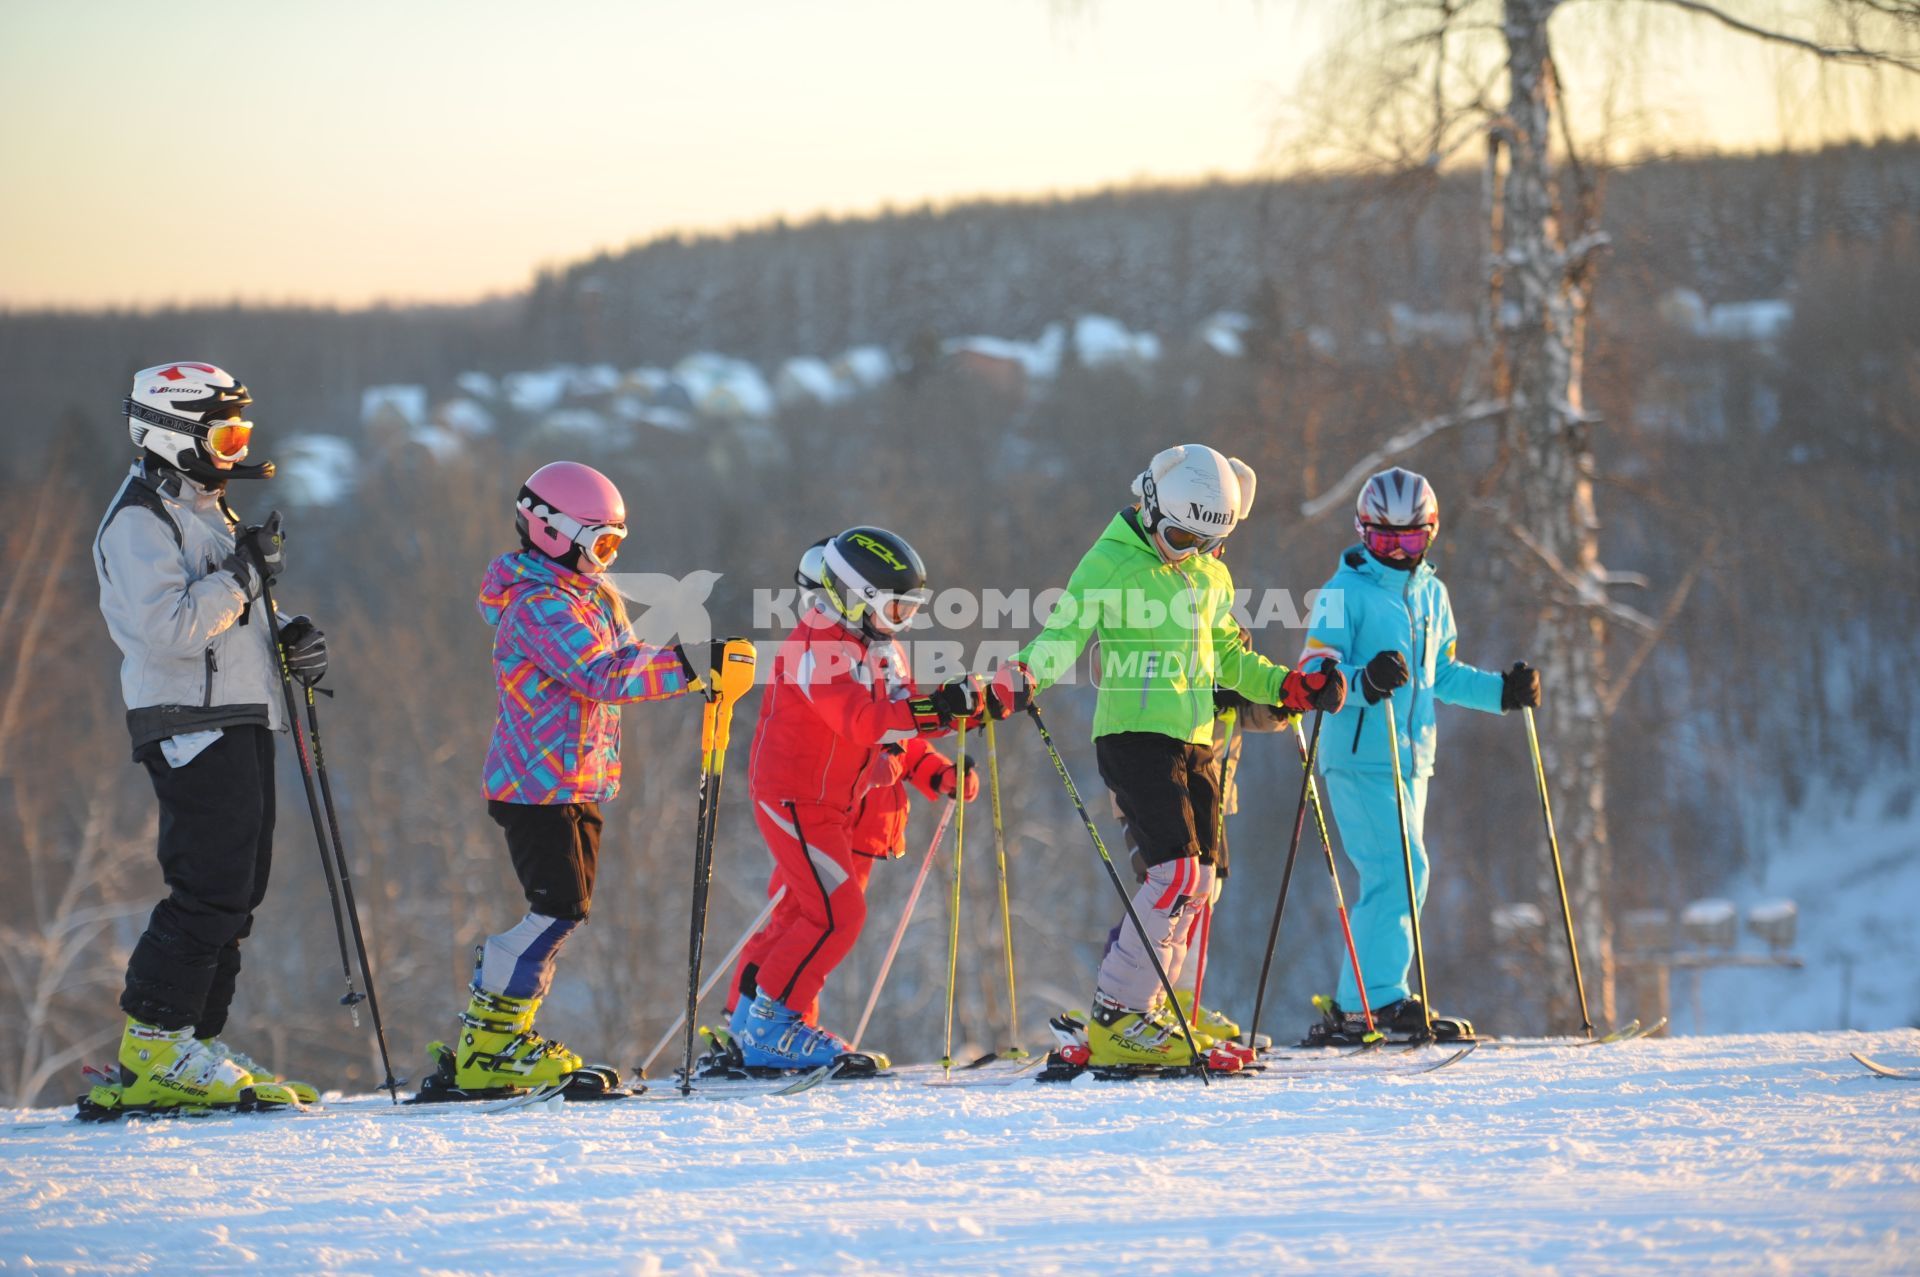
{"left": 909, "top": 675, "right": 983, "bottom": 735}
{"left": 1278, "top": 658, "right": 1347, "bottom": 715}
{"left": 987, "top": 661, "right": 1036, "bottom": 720}
{"left": 932, "top": 755, "right": 980, "bottom": 802}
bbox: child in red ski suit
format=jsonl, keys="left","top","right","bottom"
{"left": 727, "top": 527, "right": 979, "bottom": 1069}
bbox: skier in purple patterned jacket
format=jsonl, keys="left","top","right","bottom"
{"left": 424, "top": 460, "right": 702, "bottom": 1100}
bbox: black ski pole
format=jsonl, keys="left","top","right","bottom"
{"left": 1523, "top": 694, "right": 1593, "bottom": 1037}
{"left": 253, "top": 547, "right": 399, "bottom": 1102}
{"left": 1246, "top": 708, "right": 1323, "bottom": 1049}
{"left": 680, "top": 638, "right": 757, "bottom": 1095}
{"left": 1382, "top": 696, "right": 1434, "bottom": 1041}
{"left": 678, "top": 648, "right": 722, "bottom": 1096}
{"left": 299, "top": 686, "right": 401, "bottom": 1101}
{"left": 1026, "top": 703, "right": 1209, "bottom": 1084}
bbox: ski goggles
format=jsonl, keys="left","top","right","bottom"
{"left": 1159, "top": 523, "right": 1225, "bottom": 557}
{"left": 869, "top": 588, "right": 932, "bottom": 632}
{"left": 124, "top": 398, "right": 253, "bottom": 462}
{"left": 1361, "top": 523, "right": 1436, "bottom": 560}
{"left": 202, "top": 416, "right": 254, "bottom": 462}
{"left": 528, "top": 500, "right": 629, "bottom": 571}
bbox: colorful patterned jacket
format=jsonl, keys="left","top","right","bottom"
{"left": 479, "top": 551, "right": 696, "bottom": 804}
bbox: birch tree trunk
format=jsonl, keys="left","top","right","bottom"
{"left": 1496, "top": 0, "right": 1615, "bottom": 1027}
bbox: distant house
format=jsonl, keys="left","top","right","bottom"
{"left": 673, "top": 353, "right": 775, "bottom": 420}
{"left": 360, "top": 384, "right": 429, "bottom": 432}
{"left": 774, "top": 356, "right": 843, "bottom": 407}
{"left": 275, "top": 434, "right": 358, "bottom": 507}
{"left": 1196, "top": 311, "right": 1254, "bottom": 359}
{"left": 1073, "top": 314, "right": 1160, "bottom": 368}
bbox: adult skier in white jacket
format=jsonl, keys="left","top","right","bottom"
{"left": 88, "top": 362, "right": 322, "bottom": 1114}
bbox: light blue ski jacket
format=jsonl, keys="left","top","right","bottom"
{"left": 1301, "top": 545, "right": 1506, "bottom": 779}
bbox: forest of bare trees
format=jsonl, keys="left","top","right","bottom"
{"left": 0, "top": 141, "right": 1914, "bottom": 1104}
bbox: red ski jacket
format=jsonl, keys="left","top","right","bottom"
{"left": 747, "top": 606, "right": 955, "bottom": 822}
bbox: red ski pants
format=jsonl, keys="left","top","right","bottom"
{"left": 731, "top": 798, "right": 874, "bottom": 1023}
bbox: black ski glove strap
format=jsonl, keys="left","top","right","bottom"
{"left": 1501, "top": 662, "right": 1542, "bottom": 712}
{"left": 1361, "top": 650, "right": 1410, "bottom": 705}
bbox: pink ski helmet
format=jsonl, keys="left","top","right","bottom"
{"left": 515, "top": 460, "right": 628, "bottom": 572}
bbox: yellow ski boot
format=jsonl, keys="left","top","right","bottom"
{"left": 200, "top": 1038, "right": 320, "bottom": 1105}
{"left": 1174, "top": 990, "right": 1241, "bottom": 1042}
{"left": 451, "top": 988, "right": 584, "bottom": 1091}
{"left": 82, "top": 1018, "right": 300, "bottom": 1118}
{"left": 1086, "top": 997, "right": 1203, "bottom": 1067}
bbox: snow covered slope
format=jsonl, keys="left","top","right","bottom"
{"left": 3, "top": 1032, "right": 1915, "bottom": 1275}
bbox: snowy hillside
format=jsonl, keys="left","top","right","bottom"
{"left": 4, "top": 1031, "right": 1916, "bottom": 1275}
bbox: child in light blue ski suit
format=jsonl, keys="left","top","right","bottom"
{"left": 1300, "top": 467, "right": 1539, "bottom": 1039}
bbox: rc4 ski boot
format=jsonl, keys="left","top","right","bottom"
{"left": 199, "top": 1037, "right": 320, "bottom": 1105}
{"left": 412, "top": 988, "right": 625, "bottom": 1102}
{"left": 78, "top": 1018, "right": 303, "bottom": 1120}
{"left": 735, "top": 993, "right": 887, "bottom": 1075}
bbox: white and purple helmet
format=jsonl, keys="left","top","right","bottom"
{"left": 1355, "top": 467, "right": 1439, "bottom": 562}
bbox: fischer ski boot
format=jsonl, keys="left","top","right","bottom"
{"left": 80, "top": 1018, "right": 301, "bottom": 1119}
{"left": 1086, "top": 995, "right": 1202, "bottom": 1067}
{"left": 1174, "top": 990, "right": 1241, "bottom": 1042}
{"left": 735, "top": 993, "right": 850, "bottom": 1070}
{"left": 200, "top": 1038, "right": 319, "bottom": 1105}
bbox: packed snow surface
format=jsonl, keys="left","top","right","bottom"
{"left": 2, "top": 1031, "right": 1914, "bottom": 1275}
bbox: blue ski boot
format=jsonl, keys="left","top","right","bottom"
{"left": 736, "top": 993, "right": 849, "bottom": 1069}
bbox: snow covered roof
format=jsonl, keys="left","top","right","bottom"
{"left": 775, "top": 356, "right": 843, "bottom": 406}
{"left": 1073, "top": 314, "right": 1159, "bottom": 367}
{"left": 944, "top": 326, "right": 1064, "bottom": 381}
{"left": 503, "top": 369, "right": 572, "bottom": 415}
{"left": 1386, "top": 303, "right": 1475, "bottom": 346}
{"left": 274, "top": 434, "right": 357, "bottom": 507}
{"left": 454, "top": 371, "right": 498, "bottom": 400}
{"left": 1197, "top": 311, "right": 1254, "bottom": 358}
{"left": 436, "top": 397, "right": 495, "bottom": 437}
{"left": 673, "top": 353, "right": 775, "bottom": 420}
{"left": 833, "top": 346, "right": 894, "bottom": 390}
{"left": 360, "top": 385, "right": 429, "bottom": 429}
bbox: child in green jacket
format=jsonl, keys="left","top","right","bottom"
{"left": 990, "top": 445, "right": 1346, "bottom": 1067}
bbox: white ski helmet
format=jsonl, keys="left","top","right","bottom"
{"left": 1131, "top": 444, "right": 1255, "bottom": 557}
{"left": 124, "top": 362, "right": 270, "bottom": 484}
{"left": 1355, "top": 466, "right": 1440, "bottom": 563}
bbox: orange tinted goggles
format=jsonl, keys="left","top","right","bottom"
{"left": 204, "top": 418, "right": 253, "bottom": 461}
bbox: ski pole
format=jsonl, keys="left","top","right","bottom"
{"left": 1383, "top": 695, "right": 1434, "bottom": 1040}
{"left": 850, "top": 795, "right": 956, "bottom": 1053}
{"left": 1189, "top": 708, "right": 1236, "bottom": 1020}
{"left": 297, "top": 687, "right": 402, "bottom": 1102}
{"left": 1296, "top": 718, "right": 1377, "bottom": 1038}
{"left": 1247, "top": 708, "right": 1322, "bottom": 1050}
{"left": 985, "top": 715, "right": 1023, "bottom": 1055}
{"left": 1524, "top": 697, "right": 1593, "bottom": 1037}
{"left": 940, "top": 716, "right": 968, "bottom": 1079}
{"left": 1027, "top": 702, "right": 1209, "bottom": 1084}
{"left": 253, "top": 542, "right": 400, "bottom": 1102}
{"left": 679, "top": 638, "right": 757, "bottom": 1094}
{"left": 640, "top": 884, "right": 786, "bottom": 1075}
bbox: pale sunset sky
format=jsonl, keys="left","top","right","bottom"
{"left": 1, "top": 0, "right": 1912, "bottom": 310}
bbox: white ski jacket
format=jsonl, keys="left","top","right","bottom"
{"left": 93, "top": 458, "right": 288, "bottom": 754}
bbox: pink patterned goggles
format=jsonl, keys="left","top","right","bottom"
{"left": 1361, "top": 523, "right": 1435, "bottom": 560}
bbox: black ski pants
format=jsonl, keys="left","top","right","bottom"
{"left": 121, "top": 725, "right": 275, "bottom": 1036}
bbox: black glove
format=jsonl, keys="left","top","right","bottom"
{"left": 278, "top": 614, "right": 328, "bottom": 688}
{"left": 236, "top": 512, "right": 287, "bottom": 583}
{"left": 1502, "top": 661, "right": 1541, "bottom": 712}
{"left": 1360, "top": 650, "right": 1410, "bottom": 705}
{"left": 910, "top": 675, "right": 983, "bottom": 734}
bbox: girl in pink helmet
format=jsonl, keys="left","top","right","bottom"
{"left": 418, "top": 460, "right": 703, "bottom": 1101}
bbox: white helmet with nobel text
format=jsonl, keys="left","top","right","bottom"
{"left": 1131, "top": 444, "right": 1255, "bottom": 559}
